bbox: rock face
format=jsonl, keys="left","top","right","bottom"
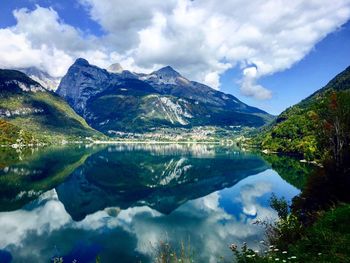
{"left": 107, "top": 63, "right": 123, "bottom": 74}
{"left": 57, "top": 58, "right": 120, "bottom": 115}
{"left": 17, "top": 67, "right": 61, "bottom": 91}
{"left": 57, "top": 58, "right": 273, "bottom": 134}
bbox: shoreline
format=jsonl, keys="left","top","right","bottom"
{"left": 0, "top": 140, "right": 228, "bottom": 148}
{"left": 90, "top": 140, "right": 223, "bottom": 144}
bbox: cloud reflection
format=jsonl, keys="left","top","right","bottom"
{"left": 0, "top": 169, "right": 299, "bottom": 262}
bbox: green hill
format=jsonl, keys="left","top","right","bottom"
{"left": 254, "top": 65, "right": 350, "bottom": 160}
{"left": 0, "top": 69, "right": 102, "bottom": 145}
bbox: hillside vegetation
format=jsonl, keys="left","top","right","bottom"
{"left": 0, "top": 119, "right": 35, "bottom": 145}
{"left": 0, "top": 69, "right": 102, "bottom": 145}
{"left": 232, "top": 65, "right": 350, "bottom": 263}
{"left": 254, "top": 66, "right": 350, "bottom": 161}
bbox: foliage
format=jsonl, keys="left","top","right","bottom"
{"left": 314, "top": 91, "right": 350, "bottom": 171}
{"left": 285, "top": 204, "right": 350, "bottom": 263}
{"left": 253, "top": 196, "right": 304, "bottom": 251}
{"left": 254, "top": 104, "right": 321, "bottom": 160}
{"left": 153, "top": 240, "right": 194, "bottom": 263}
{"left": 232, "top": 199, "right": 350, "bottom": 263}
{"left": 233, "top": 91, "right": 350, "bottom": 262}
{"left": 270, "top": 194, "right": 289, "bottom": 220}
{"left": 230, "top": 242, "right": 299, "bottom": 263}
{"left": 0, "top": 119, "right": 37, "bottom": 145}
{"left": 0, "top": 69, "right": 102, "bottom": 145}
{"left": 254, "top": 65, "right": 350, "bottom": 161}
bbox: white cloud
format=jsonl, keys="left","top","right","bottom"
{"left": 0, "top": 189, "right": 70, "bottom": 248}
{"left": 1, "top": 0, "right": 350, "bottom": 98}
{"left": 13, "top": 6, "right": 90, "bottom": 52}
{"left": 238, "top": 181, "right": 273, "bottom": 216}
{"left": 0, "top": 28, "right": 74, "bottom": 77}
{"left": 241, "top": 67, "right": 272, "bottom": 100}
{"left": 80, "top": 0, "right": 350, "bottom": 97}
{"left": 0, "top": 170, "right": 299, "bottom": 262}
{"left": 0, "top": 6, "right": 118, "bottom": 77}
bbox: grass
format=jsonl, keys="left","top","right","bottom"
{"left": 153, "top": 240, "right": 194, "bottom": 263}
{"left": 285, "top": 204, "right": 350, "bottom": 262}
{"left": 230, "top": 204, "right": 350, "bottom": 263}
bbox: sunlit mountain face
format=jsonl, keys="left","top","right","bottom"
{"left": 56, "top": 58, "right": 273, "bottom": 134}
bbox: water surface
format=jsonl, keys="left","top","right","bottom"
{"left": 0, "top": 144, "right": 312, "bottom": 262}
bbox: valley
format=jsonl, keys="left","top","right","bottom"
{"left": 0, "top": 2, "right": 350, "bottom": 262}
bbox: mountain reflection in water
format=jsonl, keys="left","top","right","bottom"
{"left": 0, "top": 144, "right": 304, "bottom": 263}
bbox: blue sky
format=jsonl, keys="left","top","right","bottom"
{"left": 0, "top": 0, "right": 349, "bottom": 114}
{"left": 220, "top": 22, "right": 350, "bottom": 114}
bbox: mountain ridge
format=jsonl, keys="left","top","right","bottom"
{"left": 16, "top": 67, "right": 61, "bottom": 91}
{"left": 57, "top": 58, "right": 273, "bottom": 134}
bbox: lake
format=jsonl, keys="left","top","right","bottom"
{"left": 0, "top": 144, "right": 313, "bottom": 263}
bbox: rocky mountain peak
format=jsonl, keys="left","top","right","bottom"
{"left": 154, "top": 66, "right": 181, "bottom": 78}
{"left": 107, "top": 63, "right": 123, "bottom": 74}
{"left": 56, "top": 58, "right": 273, "bottom": 132}
{"left": 74, "top": 58, "right": 90, "bottom": 67}
{"left": 56, "top": 58, "right": 120, "bottom": 115}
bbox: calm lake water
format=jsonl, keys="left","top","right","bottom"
{"left": 0, "top": 144, "right": 312, "bottom": 263}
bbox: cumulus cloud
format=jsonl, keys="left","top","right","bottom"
{"left": 0, "top": 6, "right": 78, "bottom": 77}
{"left": 1, "top": 0, "right": 350, "bottom": 98}
{"left": 0, "top": 6, "right": 118, "bottom": 77}
{"left": 0, "top": 28, "right": 73, "bottom": 77}
{"left": 0, "top": 189, "right": 70, "bottom": 248}
{"left": 241, "top": 67, "right": 272, "bottom": 100}
{"left": 13, "top": 6, "right": 90, "bottom": 52}
{"left": 80, "top": 0, "right": 350, "bottom": 96}
{"left": 0, "top": 169, "right": 299, "bottom": 262}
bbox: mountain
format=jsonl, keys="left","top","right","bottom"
{"left": 255, "top": 65, "right": 350, "bottom": 160}
{"left": 107, "top": 63, "right": 123, "bottom": 73}
{"left": 57, "top": 58, "right": 273, "bottom": 134}
{"left": 17, "top": 67, "right": 61, "bottom": 91}
{"left": 0, "top": 69, "right": 101, "bottom": 144}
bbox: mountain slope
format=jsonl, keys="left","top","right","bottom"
{"left": 255, "top": 65, "right": 350, "bottom": 160}
{"left": 0, "top": 69, "right": 101, "bottom": 144}
{"left": 57, "top": 59, "right": 273, "bottom": 134}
